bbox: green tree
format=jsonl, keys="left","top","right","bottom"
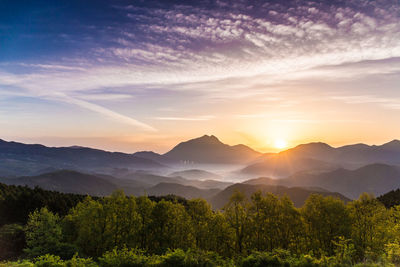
{"left": 301, "top": 194, "right": 351, "bottom": 256}
{"left": 149, "top": 199, "right": 195, "bottom": 253}
{"left": 187, "top": 198, "right": 214, "bottom": 250}
{"left": 24, "top": 208, "right": 63, "bottom": 258}
{"left": 65, "top": 192, "right": 141, "bottom": 257}
{"left": 136, "top": 195, "right": 155, "bottom": 250}
{"left": 223, "top": 190, "right": 249, "bottom": 254}
{"left": 348, "top": 193, "right": 391, "bottom": 261}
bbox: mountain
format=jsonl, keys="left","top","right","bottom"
{"left": 146, "top": 183, "right": 220, "bottom": 200}
{"left": 285, "top": 163, "right": 400, "bottom": 199}
{"left": 0, "top": 139, "right": 164, "bottom": 177}
{"left": 240, "top": 154, "right": 337, "bottom": 178}
{"left": 280, "top": 140, "right": 400, "bottom": 167}
{"left": 210, "top": 183, "right": 349, "bottom": 209}
{"left": 163, "top": 135, "right": 261, "bottom": 164}
{"left": 168, "top": 169, "right": 221, "bottom": 180}
{"left": 0, "top": 170, "right": 119, "bottom": 196}
{"left": 241, "top": 163, "right": 400, "bottom": 199}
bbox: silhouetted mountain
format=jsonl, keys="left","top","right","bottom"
{"left": 0, "top": 170, "right": 118, "bottom": 196}
{"left": 0, "top": 139, "right": 164, "bottom": 177}
{"left": 163, "top": 135, "right": 261, "bottom": 164}
{"left": 168, "top": 169, "right": 221, "bottom": 180}
{"left": 286, "top": 163, "right": 400, "bottom": 199}
{"left": 281, "top": 140, "right": 400, "bottom": 167}
{"left": 242, "top": 163, "right": 400, "bottom": 199}
{"left": 210, "top": 183, "right": 349, "bottom": 209}
{"left": 146, "top": 183, "right": 220, "bottom": 200}
{"left": 240, "top": 155, "right": 337, "bottom": 178}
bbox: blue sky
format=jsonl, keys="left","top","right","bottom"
{"left": 1, "top": 0, "right": 400, "bottom": 152}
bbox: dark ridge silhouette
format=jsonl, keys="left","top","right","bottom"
{"left": 0, "top": 170, "right": 118, "bottom": 196}
{"left": 0, "top": 139, "right": 165, "bottom": 177}
{"left": 163, "top": 135, "right": 261, "bottom": 164}
{"left": 241, "top": 163, "right": 400, "bottom": 199}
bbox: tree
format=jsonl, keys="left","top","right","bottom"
{"left": 223, "top": 190, "right": 249, "bottom": 254}
{"left": 149, "top": 199, "right": 195, "bottom": 253}
{"left": 348, "top": 193, "right": 391, "bottom": 261}
{"left": 65, "top": 192, "right": 141, "bottom": 257}
{"left": 187, "top": 198, "right": 214, "bottom": 250}
{"left": 24, "top": 208, "right": 63, "bottom": 258}
{"left": 136, "top": 195, "right": 155, "bottom": 250}
{"left": 301, "top": 194, "right": 351, "bottom": 256}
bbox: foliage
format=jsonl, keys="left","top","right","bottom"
{"left": 378, "top": 189, "right": 400, "bottom": 208}
{"left": 0, "top": 224, "right": 26, "bottom": 261}
{"left": 2, "top": 186, "right": 400, "bottom": 266}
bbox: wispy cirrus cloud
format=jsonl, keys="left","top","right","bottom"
{"left": 1, "top": 0, "right": 400, "bottom": 144}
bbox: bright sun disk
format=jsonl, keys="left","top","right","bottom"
{"left": 274, "top": 138, "right": 288, "bottom": 149}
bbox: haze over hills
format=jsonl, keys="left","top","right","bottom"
{"left": 0, "top": 139, "right": 165, "bottom": 177}
{"left": 239, "top": 155, "right": 337, "bottom": 178}
{"left": 242, "top": 163, "right": 400, "bottom": 199}
{"left": 146, "top": 182, "right": 220, "bottom": 200}
{"left": 1, "top": 135, "right": 400, "bottom": 202}
{"left": 0, "top": 170, "right": 119, "bottom": 196}
{"left": 168, "top": 169, "right": 222, "bottom": 180}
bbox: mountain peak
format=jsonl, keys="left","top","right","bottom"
{"left": 195, "top": 134, "right": 222, "bottom": 144}
{"left": 163, "top": 135, "right": 260, "bottom": 164}
{"left": 381, "top": 139, "right": 400, "bottom": 149}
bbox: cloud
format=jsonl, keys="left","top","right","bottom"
{"left": 1, "top": 0, "right": 400, "bottom": 130}
{"left": 331, "top": 95, "right": 400, "bottom": 110}
{"left": 49, "top": 93, "right": 156, "bottom": 131}
{"left": 154, "top": 116, "right": 215, "bottom": 121}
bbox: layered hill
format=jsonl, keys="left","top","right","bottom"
{"left": 168, "top": 169, "right": 221, "bottom": 180}
{"left": 242, "top": 163, "right": 400, "bottom": 199}
{"left": 0, "top": 139, "right": 164, "bottom": 177}
{"left": 280, "top": 140, "right": 400, "bottom": 167}
{"left": 0, "top": 170, "right": 119, "bottom": 196}
{"left": 240, "top": 155, "right": 337, "bottom": 178}
{"left": 0, "top": 170, "right": 225, "bottom": 199}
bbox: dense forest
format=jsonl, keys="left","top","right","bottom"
{"left": 1, "top": 183, "right": 400, "bottom": 266}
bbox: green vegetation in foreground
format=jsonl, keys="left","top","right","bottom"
{"left": 1, "top": 183, "right": 400, "bottom": 266}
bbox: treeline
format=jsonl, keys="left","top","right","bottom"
{"left": 1, "top": 184, "right": 400, "bottom": 266}
{"left": 378, "top": 188, "right": 400, "bottom": 208}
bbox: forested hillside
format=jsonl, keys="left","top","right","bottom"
{"left": 1, "top": 183, "right": 400, "bottom": 266}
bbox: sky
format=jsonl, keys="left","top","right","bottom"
{"left": 0, "top": 0, "right": 400, "bottom": 153}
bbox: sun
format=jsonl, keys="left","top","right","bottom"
{"left": 274, "top": 138, "right": 288, "bottom": 150}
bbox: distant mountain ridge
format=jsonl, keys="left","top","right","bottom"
{"left": 0, "top": 139, "right": 164, "bottom": 177}
{"left": 242, "top": 163, "right": 400, "bottom": 199}
{"left": 282, "top": 139, "right": 400, "bottom": 166}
